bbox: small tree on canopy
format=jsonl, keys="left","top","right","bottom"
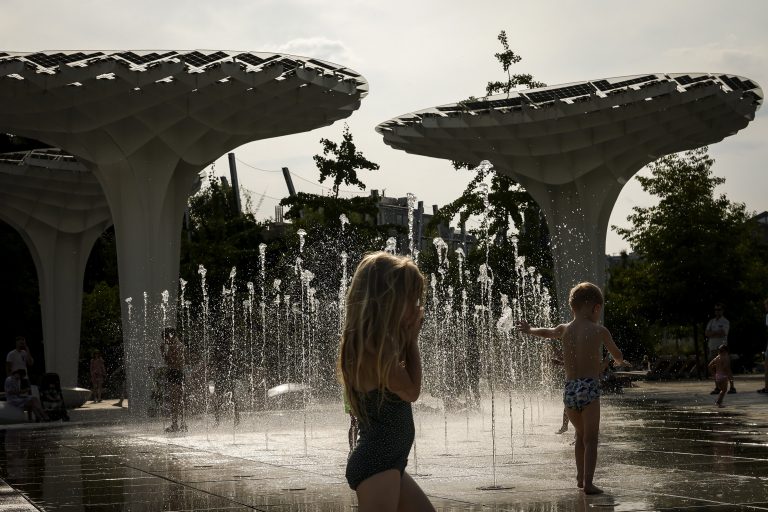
{"left": 485, "top": 30, "right": 546, "bottom": 96}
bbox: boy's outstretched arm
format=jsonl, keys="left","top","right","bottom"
{"left": 516, "top": 320, "right": 565, "bottom": 339}
{"left": 601, "top": 327, "right": 626, "bottom": 366}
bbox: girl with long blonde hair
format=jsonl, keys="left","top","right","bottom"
{"left": 340, "top": 252, "right": 435, "bottom": 511}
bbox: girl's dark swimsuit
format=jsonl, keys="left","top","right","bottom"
{"left": 345, "top": 389, "right": 414, "bottom": 490}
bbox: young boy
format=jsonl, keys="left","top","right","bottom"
{"left": 517, "top": 282, "right": 625, "bottom": 494}
{"left": 708, "top": 344, "right": 732, "bottom": 408}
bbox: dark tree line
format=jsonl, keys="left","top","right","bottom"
{"left": 607, "top": 147, "right": 768, "bottom": 369}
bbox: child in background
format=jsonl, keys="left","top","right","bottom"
{"left": 90, "top": 350, "right": 106, "bottom": 403}
{"left": 340, "top": 252, "right": 435, "bottom": 511}
{"left": 708, "top": 344, "right": 732, "bottom": 408}
{"left": 517, "top": 282, "right": 626, "bottom": 495}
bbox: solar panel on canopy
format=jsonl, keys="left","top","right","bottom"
{"left": 180, "top": 51, "right": 228, "bottom": 68}
{"left": 307, "top": 59, "right": 337, "bottom": 71}
{"left": 592, "top": 75, "right": 657, "bottom": 92}
{"left": 278, "top": 58, "right": 298, "bottom": 69}
{"left": 674, "top": 75, "right": 712, "bottom": 86}
{"left": 463, "top": 96, "right": 526, "bottom": 111}
{"left": 117, "top": 51, "right": 178, "bottom": 65}
{"left": 719, "top": 75, "right": 758, "bottom": 92}
{"left": 258, "top": 55, "right": 282, "bottom": 66}
{"left": 24, "top": 52, "right": 105, "bottom": 69}
{"left": 235, "top": 53, "right": 264, "bottom": 66}
{"left": 525, "top": 82, "right": 596, "bottom": 103}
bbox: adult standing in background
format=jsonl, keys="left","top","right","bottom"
{"left": 706, "top": 303, "right": 734, "bottom": 394}
{"left": 758, "top": 298, "right": 768, "bottom": 394}
{"left": 6, "top": 336, "right": 34, "bottom": 388}
{"left": 161, "top": 327, "right": 186, "bottom": 432}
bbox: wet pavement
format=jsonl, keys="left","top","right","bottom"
{"left": 1, "top": 376, "right": 767, "bottom": 511}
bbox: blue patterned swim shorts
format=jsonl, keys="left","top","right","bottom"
{"left": 563, "top": 378, "right": 600, "bottom": 411}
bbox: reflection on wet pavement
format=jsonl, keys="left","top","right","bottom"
{"left": 1, "top": 392, "right": 767, "bottom": 511}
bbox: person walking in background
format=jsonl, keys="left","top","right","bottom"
{"left": 758, "top": 298, "right": 768, "bottom": 394}
{"left": 517, "top": 282, "right": 627, "bottom": 495}
{"left": 340, "top": 252, "right": 435, "bottom": 511}
{"left": 708, "top": 345, "right": 732, "bottom": 407}
{"left": 89, "top": 350, "right": 107, "bottom": 403}
{"left": 705, "top": 303, "right": 734, "bottom": 394}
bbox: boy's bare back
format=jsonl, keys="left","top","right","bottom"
{"left": 562, "top": 318, "right": 616, "bottom": 381}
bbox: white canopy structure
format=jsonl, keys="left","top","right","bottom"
{"left": 0, "top": 50, "right": 368, "bottom": 408}
{"left": 0, "top": 150, "right": 110, "bottom": 387}
{"left": 377, "top": 73, "right": 762, "bottom": 317}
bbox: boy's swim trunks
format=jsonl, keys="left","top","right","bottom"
{"left": 345, "top": 389, "right": 414, "bottom": 490}
{"left": 563, "top": 377, "right": 600, "bottom": 411}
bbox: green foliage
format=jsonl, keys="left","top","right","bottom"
{"left": 610, "top": 147, "right": 768, "bottom": 361}
{"left": 79, "top": 281, "right": 122, "bottom": 387}
{"left": 313, "top": 124, "right": 379, "bottom": 198}
{"left": 181, "top": 171, "right": 268, "bottom": 286}
{"left": 83, "top": 227, "right": 119, "bottom": 292}
{"left": 485, "top": 30, "right": 546, "bottom": 96}
{"left": 280, "top": 192, "right": 405, "bottom": 266}
{"left": 281, "top": 192, "right": 378, "bottom": 226}
{"left": 603, "top": 253, "right": 655, "bottom": 360}
{"left": 429, "top": 166, "right": 553, "bottom": 300}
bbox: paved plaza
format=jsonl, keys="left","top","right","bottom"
{"left": 1, "top": 376, "right": 767, "bottom": 511}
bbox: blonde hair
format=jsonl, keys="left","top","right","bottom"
{"left": 568, "top": 282, "right": 603, "bottom": 310}
{"left": 339, "top": 251, "right": 425, "bottom": 422}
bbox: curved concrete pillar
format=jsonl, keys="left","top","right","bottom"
{"left": 519, "top": 171, "right": 623, "bottom": 319}
{"left": 377, "top": 73, "right": 762, "bottom": 317}
{"left": 0, "top": 153, "right": 111, "bottom": 386}
{"left": 0, "top": 50, "right": 368, "bottom": 411}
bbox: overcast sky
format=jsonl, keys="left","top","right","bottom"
{"left": 3, "top": 0, "right": 766, "bottom": 254}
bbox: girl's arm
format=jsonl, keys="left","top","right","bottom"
{"left": 388, "top": 310, "right": 424, "bottom": 402}
{"left": 516, "top": 320, "right": 566, "bottom": 339}
{"left": 388, "top": 339, "right": 422, "bottom": 402}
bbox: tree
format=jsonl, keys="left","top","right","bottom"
{"left": 181, "top": 170, "right": 268, "bottom": 291}
{"left": 430, "top": 31, "right": 553, "bottom": 302}
{"left": 612, "top": 147, "right": 766, "bottom": 370}
{"left": 313, "top": 124, "right": 379, "bottom": 198}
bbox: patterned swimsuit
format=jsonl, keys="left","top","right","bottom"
{"left": 563, "top": 377, "right": 601, "bottom": 410}
{"left": 345, "top": 389, "right": 414, "bottom": 490}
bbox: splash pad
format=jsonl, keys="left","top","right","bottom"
{"left": 124, "top": 170, "right": 561, "bottom": 488}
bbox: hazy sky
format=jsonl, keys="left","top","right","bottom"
{"left": 3, "top": 0, "right": 766, "bottom": 254}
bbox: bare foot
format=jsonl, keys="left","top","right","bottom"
{"left": 583, "top": 483, "right": 603, "bottom": 495}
